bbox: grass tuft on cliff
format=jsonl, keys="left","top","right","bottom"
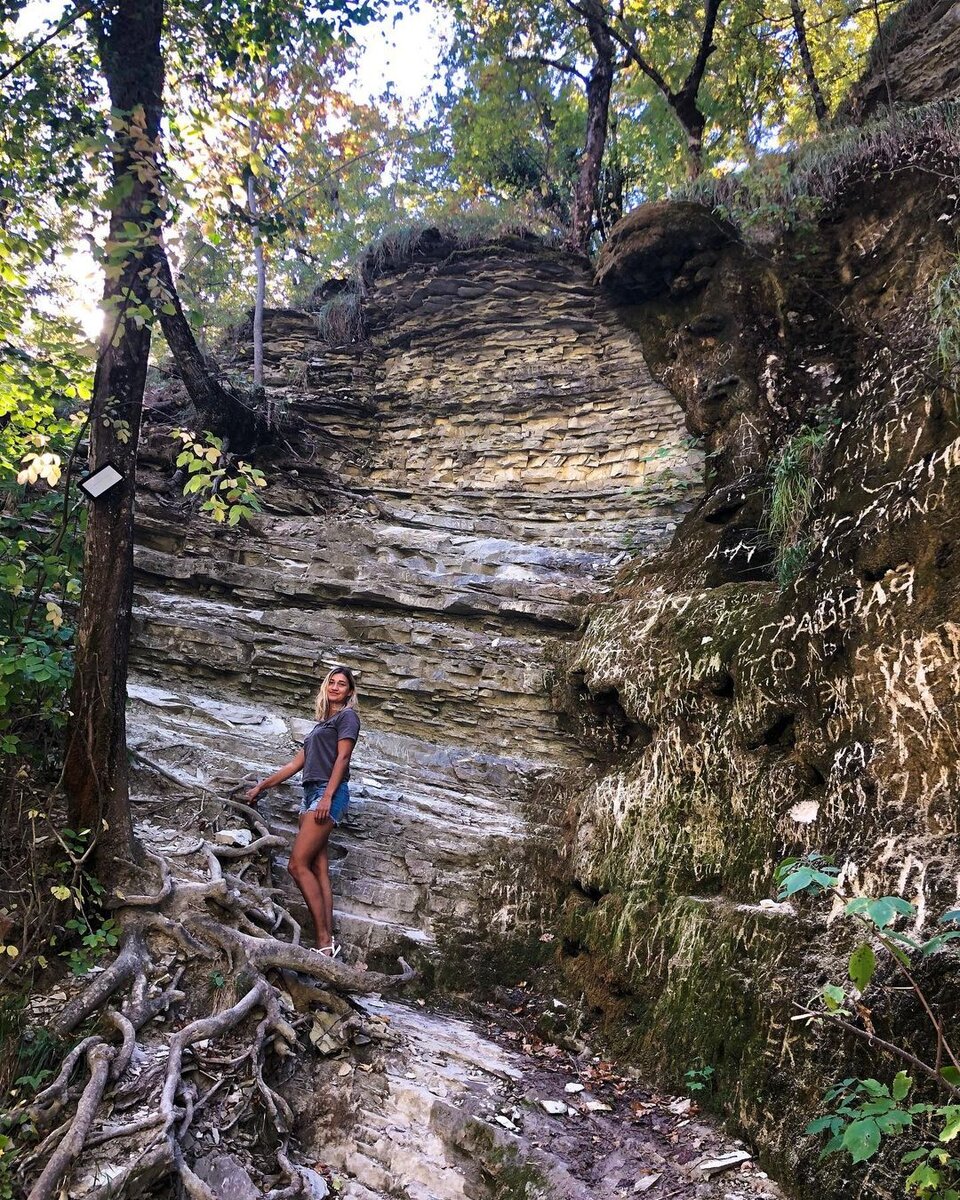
{"left": 678, "top": 99, "right": 960, "bottom": 240}
{"left": 302, "top": 202, "right": 562, "bottom": 345}
{"left": 931, "top": 254, "right": 960, "bottom": 381}
{"left": 360, "top": 201, "right": 560, "bottom": 280}
{"left": 765, "top": 425, "right": 828, "bottom": 586}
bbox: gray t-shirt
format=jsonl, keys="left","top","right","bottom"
{"left": 302, "top": 708, "right": 361, "bottom": 784}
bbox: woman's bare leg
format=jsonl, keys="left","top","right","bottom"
{"left": 311, "top": 846, "right": 334, "bottom": 944}
{"left": 288, "top": 815, "right": 334, "bottom": 948}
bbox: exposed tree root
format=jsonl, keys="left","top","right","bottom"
{"left": 53, "top": 930, "right": 146, "bottom": 1038}
{"left": 188, "top": 916, "right": 414, "bottom": 992}
{"left": 7, "top": 785, "right": 416, "bottom": 1198}
{"left": 27, "top": 1043, "right": 114, "bottom": 1200}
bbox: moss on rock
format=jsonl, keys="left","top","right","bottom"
{"left": 559, "top": 153, "right": 960, "bottom": 1199}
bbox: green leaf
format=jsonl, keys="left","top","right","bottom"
{"left": 806, "top": 1115, "right": 839, "bottom": 1135}
{"left": 822, "top": 983, "right": 845, "bottom": 1012}
{"left": 906, "top": 1163, "right": 943, "bottom": 1192}
{"left": 779, "top": 866, "right": 838, "bottom": 899}
{"left": 874, "top": 1109, "right": 911, "bottom": 1134}
{"left": 940, "top": 1067, "right": 960, "bottom": 1088}
{"left": 842, "top": 1117, "right": 881, "bottom": 1163}
{"left": 893, "top": 1072, "right": 913, "bottom": 1101}
{"left": 848, "top": 896, "right": 913, "bottom": 928}
{"left": 940, "top": 1106, "right": 960, "bottom": 1142}
{"left": 819, "top": 1133, "right": 845, "bottom": 1158}
{"left": 858, "top": 1099, "right": 896, "bottom": 1116}
{"left": 921, "top": 932, "right": 960, "bottom": 956}
{"left": 941, "top": 909, "right": 960, "bottom": 925}
{"left": 886, "top": 929, "right": 923, "bottom": 954}
{"left": 848, "top": 942, "right": 876, "bottom": 992}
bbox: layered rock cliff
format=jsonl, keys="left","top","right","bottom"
{"left": 842, "top": 0, "right": 960, "bottom": 121}
{"left": 131, "top": 104, "right": 960, "bottom": 1197}
{"left": 132, "top": 237, "right": 700, "bottom": 984}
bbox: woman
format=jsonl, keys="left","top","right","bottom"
{"left": 245, "top": 665, "right": 360, "bottom": 957}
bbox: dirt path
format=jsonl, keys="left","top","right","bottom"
{"left": 287, "top": 994, "right": 782, "bottom": 1200}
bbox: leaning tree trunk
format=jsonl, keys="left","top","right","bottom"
{"left": 62, "top": 0, "right": 165, "bottom": 869}
{"left": 790, "top": 0, "right": 829, "bottom": 128}
{"left": 154, "top": 238, "right": 267, "bottom": 453}
{"left": 569, "top": 0, "right": 616, "bottom": 254}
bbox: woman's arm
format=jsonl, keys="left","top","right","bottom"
{"left": 312, "top": 739, "right": 355, "bottom": 823}
{"left": 244, "top": 749, "right": 305, "bottom": 805}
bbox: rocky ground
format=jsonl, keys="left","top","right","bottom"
{"left": 310, "top": 994, "right": 783, "bottom": 1200}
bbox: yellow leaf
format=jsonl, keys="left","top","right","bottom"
{"left": 50, "top": 885, "right": 71, "bottom": 901}
{"left": 5, "top": 946, "right": 18, "bottom": 958}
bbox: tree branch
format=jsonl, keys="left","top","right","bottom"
{"left": 565, "top": 0, "right": 671, "bottom": 97}
{"left": 793, "top": 1003, "right": 960, "bottom": 1098}
{"left": 681, "top": 0, "right": 721, "bottom": 99}
{"left": 506, "top": 52, "right": 588, "bottom": 83}
{"left": 0, "top": 2, "right": 93, "bottom": 84}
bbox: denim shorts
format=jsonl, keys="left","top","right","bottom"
{"left": 301, "top": 781, "right": 350, "bottom": 824}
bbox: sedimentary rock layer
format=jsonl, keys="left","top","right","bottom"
{"left": 130, "top": 240, "right": 698, "bottom": 967}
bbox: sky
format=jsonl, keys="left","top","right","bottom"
{"left": 351, "top": 1, "right": 449, "bottom": 106}
{"left": 14, "top": 0, "right": 448, "bottom": 336}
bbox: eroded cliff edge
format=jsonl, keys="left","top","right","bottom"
{"left": 560, "top": 127, "right": 960, "bottom": 1196}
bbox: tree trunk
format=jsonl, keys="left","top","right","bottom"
{"left": 248, "top": 177, "right": 266, "bottom": 394}
{"left": 247, "top": 75, "right": 266, "bottom": 402}
{"left": 671, "top": 89, "right": 707, "bottom": 179}
{"left": 62, "top": 0, "right": 165, "bottom": 869}
{"left": 790, "top": 0, "right": 829, "bottom": 129}
{"left": 591, "top": 0, "right": 719, "bottom": 184}
{"left": 154, "top": 240, "right": 267, "bottom": 453}
{"left": 568, "top": 0, "right": 615, "bottom": 255}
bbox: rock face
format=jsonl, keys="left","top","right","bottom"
{"left": 131, "top": 238, "right": 699, "bottom": 977}
{"left": 563, "top": 164, "right": 960, "bottom": 1195}
{"left": 291, "top": 998, "right": 782, "bottom": 1200}
{"left": 841, "top": 0, "right": 960, "bottom": 121}
{"left": 132, "top": 171, "right": 959, "bottom": 1198}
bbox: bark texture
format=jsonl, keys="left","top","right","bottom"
{"left": 790, "top": 0, "right": 829, "bottom": 128}
{"left": 62, "top": 0, "right": 165, "bottom": 863}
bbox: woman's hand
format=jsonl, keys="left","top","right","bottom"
{"left": 243, "top": 784, "right": 262, "bottom": 806}
{"left": 313, "top": 794, "right": 332, "bottom": 823}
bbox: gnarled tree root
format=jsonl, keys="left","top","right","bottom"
{"left": 10, "top": 815, "right": 416, "bottom": 1200}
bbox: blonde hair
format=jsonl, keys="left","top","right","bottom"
{"left": 314, "top": 665, "right": 358, "bottom": 721}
